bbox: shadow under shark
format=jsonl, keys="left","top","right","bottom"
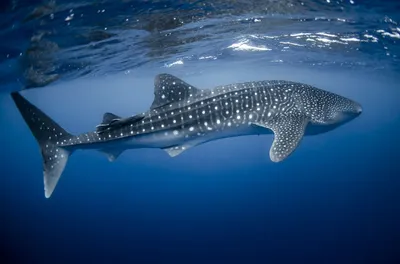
{"left": 11, "top": 74, "right": 362, "bottom": 198}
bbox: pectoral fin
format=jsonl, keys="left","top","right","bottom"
{"left": 255, "top": 114, "right": 309, "bottom": 162}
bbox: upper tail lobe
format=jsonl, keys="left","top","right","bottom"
{"left": 11, "top": 92, "right": 74, "bottom": 198}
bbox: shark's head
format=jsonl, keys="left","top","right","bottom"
{"left": 322, "top": 95, "right": 362, "bottom": 126}
{"left": 296, "top": 86, "right": 362, "bottom": 128}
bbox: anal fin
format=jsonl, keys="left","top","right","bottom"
{"left": 99, "top": 149, "right": 124, "bottom": 162}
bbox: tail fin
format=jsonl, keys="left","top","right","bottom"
{"left": 11, "top": 92, "right": 74, "bottom": 198}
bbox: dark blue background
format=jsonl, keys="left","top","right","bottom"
{"left": 1, "top": 0, "right": 400, "bottom": 263}
{"left": 1, "top": 68, "right": 399, "bottom": 264}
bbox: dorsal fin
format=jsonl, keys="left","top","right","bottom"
{"left": 151, "top": 74, "right": 201, "bottom": 109}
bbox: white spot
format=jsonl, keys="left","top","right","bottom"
{"left": 249, "top": 114, "right": 253, "bottom": 119}
{"left": 216, "top": 119, "right": 221, "bottom": 124}
{"left": 173, "top": 120, "right": 176, "bottom": 123}
{"left": 189, "top": 115, "right": 193, "bottom": 119}
{"left": 268, "top": 112, "right": 272, "bottom": 117}
{"left": 161, "top": 94, "right": 166, "bottom": 99}
{"left": 189, "top": 127, "right": 194, "bottom": 131}
{"left": 237, "top": 116, "right": 241, "bottom": 120}
{"left": 173, "top": 130, "right": 179, "bottom": 135}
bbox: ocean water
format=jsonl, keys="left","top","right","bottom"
{"left": 1, "top": 0, "right": 400, "bottom": 263}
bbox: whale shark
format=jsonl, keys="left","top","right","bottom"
{"left": 11, "top": 73, "right": 362, "bottom": 198}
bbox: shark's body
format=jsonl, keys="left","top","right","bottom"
{"left": 12, "top": 74, "right": 362, "bottom": 198}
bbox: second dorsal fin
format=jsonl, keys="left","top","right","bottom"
{"left": 151, "top": 74, "right": 201, "bottom": 109}
{"left": 96, "top": 113, "right": 145, "bottom": 134}
{"left": 103, "top": 112, "right": 121, "bottom": 124}
{"left": 96, "top": 112, "right": 121, "bottom": 133}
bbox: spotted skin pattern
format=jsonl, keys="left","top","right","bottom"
{"left": 11, "top": 74, "right": 362, "bottom": 198}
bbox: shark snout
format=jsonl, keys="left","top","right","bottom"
{"left": 355, "top": 104, "right": 362, "bottom": 115}
{"left": 354, "top": 103, "right": 363, "bottom": 115}
{"left": 340, "top": 101, "right": 362, "bottom": 121}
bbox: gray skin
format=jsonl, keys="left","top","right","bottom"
{"left": 12, "top": 74, "right": 362, "bottom": 198}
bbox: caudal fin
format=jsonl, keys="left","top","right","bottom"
{"left": 11, "top": 92, "right": 74, "bottom": 198}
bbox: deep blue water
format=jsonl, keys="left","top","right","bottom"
{"left": 1, "top": 1, "right": 400, "bottom": 263}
